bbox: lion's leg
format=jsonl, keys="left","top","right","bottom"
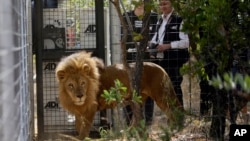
{"left": 130, "top": 101, "right": 144, "bottom": 126}
{"left": 152, "top": 87, "right": 184, "bottom": 130}
{"left": 75, "top": 116, "right": 81, "bottom": 133}
{"left": 75, "top": 110, "right": 97, "bottom": 140}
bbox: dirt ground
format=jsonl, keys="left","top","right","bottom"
{"left": 147, "top": 73, "right": 213, "bottom": 141}
{"left": 149, "top": 103, "right": 249, "bottom": 141}
{"left": 147, "top": 73, "right": 250, "bottom": 141}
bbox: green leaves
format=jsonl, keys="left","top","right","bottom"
{"left": 210, "top": 72, "right": 250, "bottom": 93}
{"left": 101, "top": 79, "right": 142, "bottom": 105}
{"left": 101, "top": 79, "right": 127, "bottom": 105}
{"left": 132, "top": 90, "right": 142, "bottom": 104}
{"left": 175, "top": 0, "right": 250, "bottom": 88}
{"left": 132, "top": 32, "right": 143, "bottom": 41}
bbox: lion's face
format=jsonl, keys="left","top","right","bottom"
{"left": 63, "top": 74, "right": 89, "bottom": 106}
{"left": 56, "top": 51, "right": 102, "bottom": 112}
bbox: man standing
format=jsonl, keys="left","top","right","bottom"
{"left": 122, "top": 2, "right": 158, "bottom": 125}
{"left": 123, "top": 3, "right": 158, "bottom": 62}
{"left": 150, "top": 0, "right": 189, "bottom": 106}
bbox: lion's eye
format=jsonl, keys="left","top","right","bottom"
{"left": 68, "top": 83, "right": 74, "bottom": 89}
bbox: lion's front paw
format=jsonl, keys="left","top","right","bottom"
{"left": 77, "top": 135, "right": 86, "bottom": 140}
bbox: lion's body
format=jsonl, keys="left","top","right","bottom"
{"left": 56, "top": 51, "right": 183, "bottom": 139}
{"left": 97, "top": 63, "right": 180, "bottom": 111}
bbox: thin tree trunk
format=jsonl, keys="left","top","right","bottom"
{"left": 131, "top": 0, "right": 151, "bottom": 127}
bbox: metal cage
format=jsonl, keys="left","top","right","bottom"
{"left": 0, "top": 0, "right": 33, "bottom": 141}
{"left": 33, "top": 0, "right": 110, "bottom": 140}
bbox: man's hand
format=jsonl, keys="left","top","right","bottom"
{"left": 156, "top": 44, "right": 171, "bottom": 52}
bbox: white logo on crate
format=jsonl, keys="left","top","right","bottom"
{"left": 44, "top": 97, "right": 60, "bottom": 110}
{"left": 84, "top": 24, "right": 96, "bottom": 34}
{"left": 44, "top": 62, "right": 57, "bottom": 71}
{"left": 43, "top": 62, "right": 58, "bottom": 87}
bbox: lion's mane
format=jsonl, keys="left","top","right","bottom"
{"left": 56, "top": 51, "right": 101, "bottom": 112}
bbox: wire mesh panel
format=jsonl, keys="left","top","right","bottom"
{"left": 42, "top": 0, "right": 104, "bottom": 51}
{"left": 0, "top": 0, "right": 33, "bottom": 141}
{"left": 42, "top": 61, "right": 73, "bottom": 132}
{"left": 34, "top": 0, "right": 110, "bottom": 140}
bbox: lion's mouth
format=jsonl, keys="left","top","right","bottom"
{"left": 74, "top": 98, "right": 86, "bottom": 105}
{"left": 74, "top": 101, "right": 84, "bottom": 105}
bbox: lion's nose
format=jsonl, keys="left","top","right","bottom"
{"left": 77, "top": 94, "right": 83, "bottom": 98}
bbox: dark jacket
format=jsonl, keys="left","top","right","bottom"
{"left": 122, "top": 11, "right": 158, "bottom": 49}
{"left": 156, "top": 13, "right": 189, "bottom": 66}
{"left": 162, "top": 14, "right": 182, "bottom": 44}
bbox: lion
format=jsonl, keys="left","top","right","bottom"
{"left": 55, "top": 51, "right": 184, "bottom": 140}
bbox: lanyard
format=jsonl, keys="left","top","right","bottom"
{"left": 156, "top": 16, "right": 172, "bottom": 44}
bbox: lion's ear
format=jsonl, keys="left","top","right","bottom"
{"left": 56, "top": 70, "right": 66, "bottom": 81}
{"left": 83, "top": 64, "right": 91, "bottom": 74}
{"left": 93, "top": 57, "right": 104, "bottom": 70}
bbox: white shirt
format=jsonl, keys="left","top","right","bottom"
{"left": 151, "top": 11, "right": 189, "bottom": 49}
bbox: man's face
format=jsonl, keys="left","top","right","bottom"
{"left": 159, "top": 0, "right": 172, "bottom": 15}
